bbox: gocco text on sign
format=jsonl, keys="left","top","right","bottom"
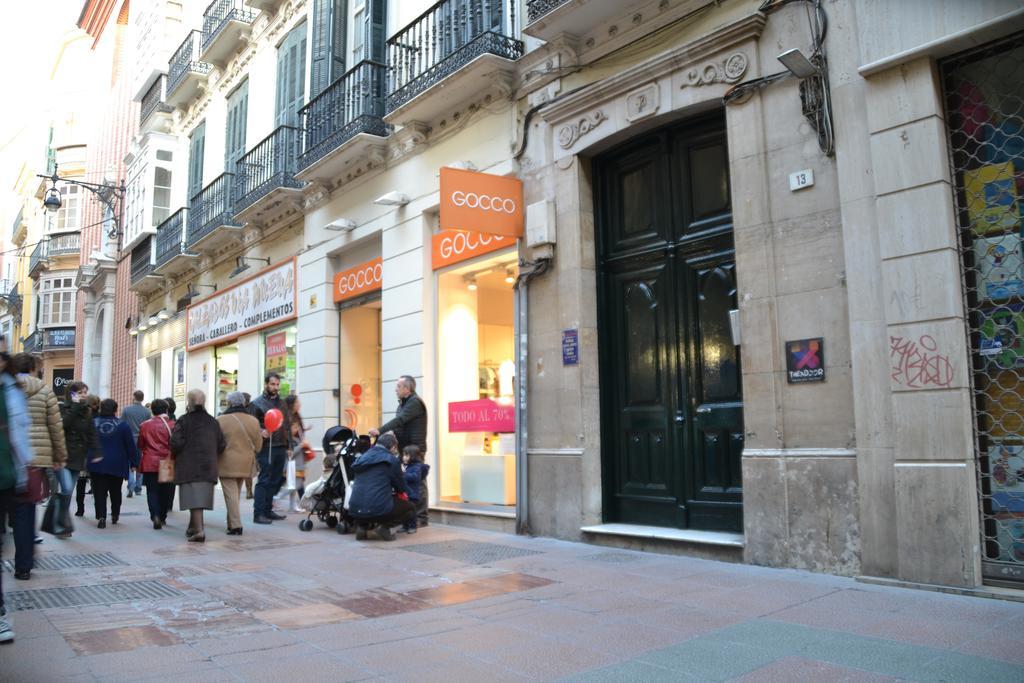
{"left": 334, "top": 258, "right": 383, "bottom": 303}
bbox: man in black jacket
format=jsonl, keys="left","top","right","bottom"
{"left": 249, "top": 373, "right": 290, "bottom": 524}
{"left": 348, "top": 433, "right": 413, "bottom": 541}
{"left": 370, "top": 375, "right": 427, "bottom": 453}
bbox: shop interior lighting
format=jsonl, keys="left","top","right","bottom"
{"left": 466, "top": 276, "right": 478, "bottom": 291}
{"left": 373, "top": 191, "right": 410, "bottom": 206}
{"left": 128, "top": 327, "right": 139, "bottom": 336}
{"left": 147, "top": 315, "right": 160, "bottom": 327}
{"left": 137, "top": 320, "right": 149, "bottom": 332}
{"left": 229, "top": 256, "right": 271, "bottom": 278}
{"left": 157, "top": 309, "right": 170, "bottom": 320}
{"left": 505, "top": 267, "right": 515, "bottom": 284}
{"left": 777, "top": 48, "right": 819, "bottom": 79}
{"left": 325, "top": 218, "right": 357, "bottom": 231}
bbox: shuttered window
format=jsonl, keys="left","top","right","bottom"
{"left": 187, "top": 121, "right": 206, "bottom": 201}
{"left": 363, "top": 0, "right": 385, "bottom": 63}
{"left": 275, "top": 22, "right": 308, "bottom": 127}
{"left": 310, "top": 0, "right": 347, "bottom": 97}
{"left": 225, "top": 79, "right": 249, "bottom": 172}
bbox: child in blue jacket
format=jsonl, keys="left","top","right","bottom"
{"left": 401, "top": 445, "right": 428, "bottom": 534}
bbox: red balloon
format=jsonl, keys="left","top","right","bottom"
{"left": 264, "top": 408, "right": 284, "bottom": 432}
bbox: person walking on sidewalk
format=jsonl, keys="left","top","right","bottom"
{"left": 10, "top": 354, "right": 68, "bottom": 580}
{"left": 242, "top": 392, "right": 255, "bottom": 499}
{"left": 284, "top": 394, "right": 310, "bottom": 513}
{"left": 0, "top": 351, "right": 35, "bottom": 644}
{"left": 348, "top": 433, "right": 414, "bottom": 541}
{"left": 137, "top": 399, "right": 176, "bottom": 529}
{"left": 369, "top": 375, "right": 429, "bottom": 527}
{"left": 170, "top": 389, "right": 225, "bottom": 543}
{"left": 121, "top": 390, "right": 150, "bottom": 498}
{"left": 251, "top": 373, "right": 290, "bottom": 525}
{"left": 60, "top": 381, "right": 97, "bottom": 518}
{"left": 216, "top": 392, "right": 262, "bottom": 535}
{"left": 90, "top": 399, "right": 139, "bottom": 528}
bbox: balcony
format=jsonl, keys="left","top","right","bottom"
{"left": 233, "top": 125, "right": 304, "bottom": 223}
{"left": 297, "top": 60, "right": 390, "bottom": 183}
{"left": 246, "top": 0, "right": 285, "bottom": 13}
{"left": 29, "top": 241, "right": 47, "bottom": 278}
{"left": 23, "top": 330, "right": 40, "bottom": 354}
{"left": 385, "top": 0, "right": 523, "bottom": 126}
{"left": 130, "top": 236, "right": 164, "bottom": 295}
{"left": 11, "top": 207, "right": 25, "bottom": 245}
{"left": 48, "top": 232, "right": 80, "bottom": 257}
{"left": 187, "top": 173, "right": 242, "bottom": 254}
{"left": 140, "top": 75, "right": 174, "bottom": 133}
{"left": 0, "top": 281, "right": 21, "bottom": 315}
{"left": 154, "top": 208, "right": 198, "bottom": 276}
{"left": 200, "top": 0, "right": 256, "bottom": 67}
{"left": 24, "top": 328, "right": 76, "bottom": 354}
{"left": 167, "top": 30, "right": 212, "bottom": 109}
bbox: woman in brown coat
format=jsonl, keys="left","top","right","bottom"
{"left": 169, "top": 389, "right": 225, "bottom": 543}
{"left": 215, "top": 392, "right": 262, "bottom": 535}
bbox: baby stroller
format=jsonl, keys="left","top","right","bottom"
{"left": 298, "top": 426, "right": 369, "bottom": 534}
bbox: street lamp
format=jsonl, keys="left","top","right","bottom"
{"left": 37, "top": 163, "right": 126, "bottom": 240}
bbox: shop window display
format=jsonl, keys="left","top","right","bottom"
{"left": 215, "top": 344, "right": 239, "bottom": 414}
{"left": 264, "top": 325, "right": 297, "bottom": 396}
{"left": 437, "top": 251, "right": 518, "bottom": 510}
{"left": 339, "top": 302, "right": 381, "bottom": 432}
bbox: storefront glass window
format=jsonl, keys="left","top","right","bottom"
{"left": 436, "top": 250, "right": 518, "bottom": 511}
{"left": 264, "top": 325, "right": 297, "bottom": 396}
{"left": 339, "top": 301, "right": 381, "bottom": 433}
{"left": 215, "top": 344, "right": 239, "bottom": 414}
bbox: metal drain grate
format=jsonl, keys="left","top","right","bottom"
{"left": 400, "top": 540, "right": 542, "bottom": 565}
{"left": 3, "top": 552, "right": 126, "bottom": 572}
{"left": 6, "top": 580, "right": 184, "bottom": 611}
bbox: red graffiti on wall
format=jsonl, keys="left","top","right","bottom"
{"left": 890, "top": 334, "right": 955, "bottom": 388}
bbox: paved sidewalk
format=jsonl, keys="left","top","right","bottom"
{"left": 2, "top": 492, "right": 1024, "bottom": 682}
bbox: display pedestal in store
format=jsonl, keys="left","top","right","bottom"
{"left": 460, "top": 454, "right": 515, "bottom": 505}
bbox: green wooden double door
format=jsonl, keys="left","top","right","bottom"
{"left": 595, "top": 114, "right": 744, "bottom": 532}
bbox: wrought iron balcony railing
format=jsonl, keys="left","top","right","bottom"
{"left": 130, "top": 236, "right": 156, "bottom": 285}
{"left": 298, "top": 60, "right": 390, "bottom": 171}
{"left": 1, "top": 281, "right": 21, "bottom": 313}
{"left": 140, "top": 75, "right": 173, "bottom": 128}
{"left": 29, "top": 241, "right": 47, "bottom": 274}
{"left": 155, "top": 208, "right": 189, "bottom": 269}
{"left": 168, "top": 30, "right": 212, "bottom": 98}
{"left": 187, "top": 173, "right": 238, "bottom": 246}
{"left": 233, "top": 125, "right": 303, "bottom": 214}
{"left": 11, "top": 207, "right": 23, "bottom": 240}
{"left": 386, "top": 0, "right": 523, "bottom": 113}
{"left": 48, "top": 232, "right": 80, "bottom": 256}
{"left": 202, "top": 0, "right": 256, "bottom": 55}
{"left": 23, "top": 330, "right": 40, "bottom": 354}
{"left": 525, "top": 0, "right": 568, "bottom": 24}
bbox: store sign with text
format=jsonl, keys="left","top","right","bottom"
{"left": 46, "top": 328, "right": 75, "bottom": 348}
{"left": 448, "top": 398, "right": 515, "bottom": 433}
{"left": 440, "top": 167, "right": 524, "bottom": 238}
{"left": 186, "top": 258, "right": 297, "bottom": 351}
{"left": 334, "top": 257, "right": 382, "bottom": 303}
{"left": 52, "top": 368, "right": 74, "bottom": 398}
{"left": 432, "top": 229, "right": 514, "bottom": 270}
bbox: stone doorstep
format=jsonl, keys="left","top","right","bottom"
{"left": 430, "top": 505, "right": 516, "bottom": 520}
{"left": 857, "top": 574, "right": 1024, "bottom": 604}
{"left": 581, "top": 523, "right": 746, "bottom": 548}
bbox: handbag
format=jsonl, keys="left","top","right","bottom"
{"left": 157, "top": 417, "right": 175, "bottom": 483}
{"left": 285, "top": 458, "right": 297, "bottom": 491}
{"left": 19, "top": 466, "right": 50, "bottom": 503}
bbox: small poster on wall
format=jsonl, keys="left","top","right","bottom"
{"left": 974, "top": 234, "right": 1024, "bottom": 301}
{"left": 786, "top": 338, "right": 825, "bottom": 383}
{"left": 965, "top": 161, "right": 1021, "bottom": 235}
{"left": 979, "top": 305, "right": 1024, "bottom": 369}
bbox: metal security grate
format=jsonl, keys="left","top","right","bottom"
{"left": 400, "top": 540, "right": 542, "bottom": 565}
{"left": 2, "top": 552, "right": 126, "bottom": 572}
{"left": 943, "top": 32, "right": 1024, "bottom": 585}
{"left": 6, "top": 581, "right": 184, "bottom": 611}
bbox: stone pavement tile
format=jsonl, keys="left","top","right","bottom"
{"left": 638, "top": 604, "right": 748, "bottom": 639}
{"left": 890, "top": 592, "right": 1024, "bottom": 629}
{"left": 471, "top": 572, "right": 554, "bottom": 593}
{"left": 389, "top": 613, "right": 484, "bottom": 638}
{"left": 476, "top": 637, "right": 625, "bottom": 680}
{"left": 335, "top": 587, "right": 433, "bottom": 618}
{"left": 253, "top": 603, "right": 362, "bottom": 629}
{"left": 551, "top": 618, "right": 691, "bottom": 658}
{"left": 151, "top": 600, "right": 271, "bottom": 641}
{"left": 189, "top": 627, "right": 307, "bottom": 658}
{"left": 341, "top": 637, "right": 461, "bottom": 675}
{"left": 425, "top": 621, "right": 540, "bottom": 655}
{"left": 795, "top": 587, "right": 906, "bottom": 615}
{"left": 291, "top": 617, "right": 411, "bottom": 650}
{"left": 133, "top": 667, "right": 240, "bottom": 683}
{"left": 404, "top": 578, "right": 511, "bottom": 606}
{"left": 637, "top": 636, "right": 779, "bottom": 681}
{"left": 548, "top": 590, "right": 666, "bottom": 618}
{"left": 210, "top": 640, "right": 322, "bottom": 668}
{"left": 769, "top": 600, "right": 886, "bottom": 634}
{"left": 919, "top": 650, "right": 1024, "bottom": 683}
{"left": 0, "top": 633, "right": 91, "bottom": 679}
{"left": 46, "top": 604, "right": 153, "bottom": 635}
{"left": 63, "top": 624, "right": 182, "bottom": 655}
{"left": 956, "top": 625, "right": 1024, "bottom": 664}
{"left": 730, "top": 657, "right": 900, "bottom": 682}
{"left": 93, "top": 660, "right": 227, "bottom": 683}
{"left": 563, "top": 659, "right": 700, "bottom": 682}
{"left": 677, "top": 584, "right": 831, "bottom": 618}
{"left": 489, "top": 603, "right": 609, "bottom": 635}
{"left": 859, "top": 614, "right": 995, "bottom": 649}
{"left": 233, "top": 651, "right": 370, "bottom": 683}
{"left": 684, "top": 569, "right": 764, "bottom": 589}
{"left": 380, "top": 657, "right": 532, "bottom": 683}
{"left": 5, "top": 608, "right": 59, "bottom": 639}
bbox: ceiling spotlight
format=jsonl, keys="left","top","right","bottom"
{"left": 466, "top": 276, "right": 478, "bottom": 291}
{"left": 147, "top": 316, "right": 160, "bottom": 327}
{"left": 373, "top": 191, "right": 410, "bottom": 206}
{"left": 777, "top": 48, "right": 819, "bottom": 79}
{"left": 128, "top": 327, "right": 139, "bottom": 336}
{"left": 157, "top": 309, "right": 170, "bottom": 320}
{"left": 137, "top": 320, "right": 149, "bottom": 332}
{"left": 325, "top": 218, "right": 357, "bottom": 231}
{"left": 505, "top": 268, "right": 515, "bottom": 284}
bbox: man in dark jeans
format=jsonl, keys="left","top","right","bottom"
{"left": 348, "top": 434, "right": 414, "bottom": 541}
{"left": 250, "top": 373, "right": 290, "bottom": 525}
{"left": 369, "top": 375, "right": 428, "bottom": 526}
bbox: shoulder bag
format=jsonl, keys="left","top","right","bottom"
{"left": 157, "top": 417, "right": 176, "bottom": 484}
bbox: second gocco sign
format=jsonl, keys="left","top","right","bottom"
{"left": 186, "top": 258, "right": 297, "bottom": 351}
{"left": 440, "top": 167, "right": 524, "bottom": 238}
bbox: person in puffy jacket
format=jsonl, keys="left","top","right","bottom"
{"left": 60, "top": 381, "right": 98, "bottom": 517}
{"left": 400, "top": 445, "right": 428, "bottom": 535}
{"left": 216, "top": 392, "right": 261, "bottom": 535}
{"left": 347, "top": 433, "right": 413, "bottom": 541}
{"left": 90, "top": 399, "right": 139, "bottom": 528}
{"left": 137, "top": 398, "right": 176, "bottom": 530}
{"left": 170, "top": 389, "right": 225, "bottom": 543}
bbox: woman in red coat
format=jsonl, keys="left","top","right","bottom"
{"left": 137, "top": 398, "right": 175, "bottom": 529}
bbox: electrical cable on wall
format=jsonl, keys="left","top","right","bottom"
{"left": 725, "top": 0, "right": 835, "bottom": 156}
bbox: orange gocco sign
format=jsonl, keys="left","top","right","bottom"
{"left": 334, "top": 258, "right": 383, "bottom": 303}
{"left": 440, "top": 167, "right": 524, "bottom": 238}
{"left": 432, "top": 229, "right": 514, "bottom": 270}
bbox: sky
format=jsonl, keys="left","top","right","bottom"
{"left": 0, "top": 1, "right": 85, "bottom": 222}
